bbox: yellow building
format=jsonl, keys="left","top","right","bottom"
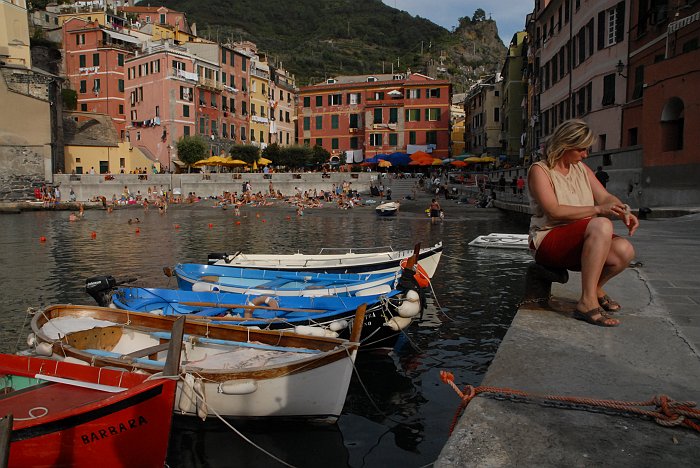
{"left": 1, "top": 0, "right": 31, "bottom": 68}
{"left": 451, "top": 117, "right": 466, "bottom": 156}
{"left": 248, "top": 58, "right": 271, "bottom": 147}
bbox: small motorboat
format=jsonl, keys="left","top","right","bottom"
{"left": 170, "top": 263, "right": 399, "bottom": 297}
{"left": 1, "top": 317, "right": 184, "bottom": 468}
{"left": 375, "top": 201, "right": 400, "bottom": 216}
{"left": 468, "top": 233, "right": 530, "bottom": 250}
{"left": 207, "top": 242, "right": 443, "bottom": 278}
{"left": 29, "top": 304, "right": 366, "bottom": 422}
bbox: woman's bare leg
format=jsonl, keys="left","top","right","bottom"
{"left": 578, "top": 217, "right": 614, "bottom": 313}
{"left": 597, "top": 237, "right": 635, "bottom": 297}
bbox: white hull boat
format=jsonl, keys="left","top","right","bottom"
{"left": 375, "top": 201, "right": 399, "bottom": 216}
{"left": 468, "top": 233, "right": 529, "bottom": 250}
{"left": 29, "top": 304, "right": 366, "bottom": 422}
{"left": 207, "top": 242, "right": 443, "bottom": 278}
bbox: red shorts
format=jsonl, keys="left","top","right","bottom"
{"left": 535, "top": 217, "right": 616, "bottom": 271}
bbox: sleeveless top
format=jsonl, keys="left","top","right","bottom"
{"left": 528, "top": 160, "right": 594, "bottom": 249}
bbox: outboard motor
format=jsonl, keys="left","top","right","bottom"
{"left": 85, "top": 275, "right": 117, "bottom": 307}
{"left": 208, "top": 252, "right": 228, "bottom": 265}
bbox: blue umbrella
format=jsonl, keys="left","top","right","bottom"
{"left": 385, "top": 152, "right": 411, "bottom": 166}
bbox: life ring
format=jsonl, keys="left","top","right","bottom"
{"left": 250, "top": 295, "right": 280, "bottom": 309}
{"left": 400, "top": 259, "right": 430, "bottom": 288}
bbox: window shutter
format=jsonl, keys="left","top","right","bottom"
{"left": 597, "top": 11, "right": 606, "bottom": 50}
{"left": 425, "top": 109, "right": 429, "bottom": 120}
{"left": 615, "top": 1, "right": 625, "bottom": 44}
{"left": 327, "top": 95, "right": 331, "bottom": 106}
{"left": 339, "top": 94, "right": 343, "bottom": 105}
{"left": 405, "top": 109, "right": 409, "bottom": 121}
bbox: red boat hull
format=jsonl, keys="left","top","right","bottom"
{"left": 1, "top": 355, "right": 177, "bottom": 468}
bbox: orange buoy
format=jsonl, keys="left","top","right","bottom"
{"left": 135, "top": 228, "right": 140, "bottom": 234}
{"left": 174, "top": 224, "right": 180, "bottom": 229}
{"left": 208, "top": 223, "right": 213, "bottom": 228}
{"left": 261, "top": 219, "right": 266, "bottom": 223}
{"left": 286, "top": 216, "right": 291, "bottom": 220}
{"left": 39, "top": 236, "right": 47, "bottom": 243}
{"left": 90, "top": 231, "right": 97, "bottom": 238}
{"left": 235, "top": 221, "right": 241, "bottom": 225}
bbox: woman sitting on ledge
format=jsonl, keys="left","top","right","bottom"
{"left": 528, "top": 119, "right": 639, "bottom": 327}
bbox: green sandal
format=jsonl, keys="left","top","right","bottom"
{"left": 573, "top": 307, "right": 620, "bottom": 327}
{"left": 598, "top": 294, "right": 622, "bottom": 312}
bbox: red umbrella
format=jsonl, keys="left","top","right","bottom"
{"left": 450, "top": 160, "right": 468, "bottom": 167}
{"left": 410, "top": 150, "right": 432, "bottom": 161}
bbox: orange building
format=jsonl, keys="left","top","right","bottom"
{"left": 297, "top": 73, "right": 451, "bottom": 162}
{"left": 63, "top": 17, "right": 140, "bottom": 138}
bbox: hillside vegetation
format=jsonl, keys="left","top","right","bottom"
{"left": 144, "top": 0, "right": 507, "bottom": 90}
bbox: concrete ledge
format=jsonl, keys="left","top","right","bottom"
{"left": 437, "top": 267, "right": 700, "bottom": 466}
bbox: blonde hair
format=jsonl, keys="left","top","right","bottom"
{"left": 544, "top": 119, "right": 597, "bottom": 167}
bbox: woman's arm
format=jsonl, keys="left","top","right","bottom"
{"left": 528, "top": 164, "right": 621, "bottom": 221}
{"left": 584, "top": 165, "right": 639, "bottom": 235}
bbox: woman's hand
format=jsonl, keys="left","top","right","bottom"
{"left": 597, "top": 201, "right": 627, "bottom": 217}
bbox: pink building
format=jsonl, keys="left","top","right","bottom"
{"left": 125, "top": 41, "right": 198, "bottom": 170}
{"left": 63, "top": 17, "right": 139, "bottom": 137}
{"left": 119, "top": 5, "right": 191, "bottom": 34}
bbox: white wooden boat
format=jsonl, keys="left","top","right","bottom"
{"left": 468, "top": 233, "right": 530, "bottom": 250}
{"left": 208, "top": 242, "right": 443, "bottom": 278}
{"left": 29, "top": 304, "right": 366, "bottom": 422}
{"left": 375, "top": 201, "right": 400, "bottom": 216}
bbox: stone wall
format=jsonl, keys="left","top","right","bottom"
{"left": 0, "top": 146, "right": 47, "bottom": 200}
{"left": 53, "top": 172, "right": 378, "bottom": 201}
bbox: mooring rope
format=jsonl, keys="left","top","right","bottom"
{"left": 439, "top": 371, "right": 700, "bottom": 435}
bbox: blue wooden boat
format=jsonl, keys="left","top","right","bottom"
{"left": 171, "top": 263, "right": 399, "bottom": 297}
{"left": 86, "top": 279, "right": 423, "bottom": 348}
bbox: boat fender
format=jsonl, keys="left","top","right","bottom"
{"left": 385, "top": 316, "right": 413, "bottom": 331}
{"left": 192, "top": 282, "right": 219, "bottom": 292}
{"left": 324, "top": 329, "right": 339, "bottom": 338}
{"left": 108, "top": 302, "right": 117, "bottom": 309}
{"left": 397, "top": 290, "right": 422, "bottom": 318}
{"left": 329, "top": 320, "right": 349, "bottom": 332}
{"left": 179, "top": 373, "right": 196, "bottom": 414}
{"left": 250, "top": 295, "right": 279, "bottom": 308}
{"left": 218, "top": 379, "right": 258, "bottom": 395}
{"left": 355, "top": 284, "right": 392, "bottom": 296}
{"left": 149, "top": 309, "right": 164, "bottom": 316}
{"left": 35, "top": 342, "right": 53, "bottom": 357}
{"left": 194, "top": 377, "right": 207, "bottom": 420}
{"left": 294, "top": 325, "right": 328, "bottom": 337}
{"left": 400, "top": 259, "right": 431, "bottom": 288}
{"left": 26, "top": 333, "right": 36, "bottom": 348}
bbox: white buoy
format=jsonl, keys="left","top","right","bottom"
{"left": 26, "top": 333, "right": 36, "bottom": 348}
{"left": 194, "top": 378, "right": 208, "bottom": 420}
{"left": 397, "top": 290, "right": 421, "bottom": 318}
{"left": 385, "top": 316, "right": 412, "bottom": 331}
{"left": 329, "top": 320, "right": 348, "bottom": 332}
{"left": 294, "top": 325, "right": 338, "bottom": 338}
{"left": 218, "top": 379, "right": 258, "bottom": 395}
{"left": 35, "top": 342, "right": 53, "bottom": 357}
{"left": 192, "top": 282, "right": 218, "bottom": 292}
{"left": 179, "top": 373, "right": 196, "bottom": 414}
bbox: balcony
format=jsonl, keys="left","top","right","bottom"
{"left": 198, "top": 77, "right": 223, "bottom": 91}
{"left": 170, "top": 68, "right": 198, "bottom": 82}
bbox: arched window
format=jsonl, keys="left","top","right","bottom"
{"left": 661, "top": 97, "right": 684, "bottom": 151}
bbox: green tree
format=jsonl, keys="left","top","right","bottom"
{"left": 310, "top": 145, "right": 330, "bottom": 167}
{"left": 472, "top": 8, "right": 486, "bottom": 22}
{"left": 262, "top": 143, "right": 281, "bottom": 165}
{"left": 62, "top": 89, "right": 77, "bottom": 110}
{"left": 176, "top": 135, "right": 207, "bottom": 171}
{"left": 279, "top": 145, "right": 312, "bottom": 169}
{"left": 229, "top": 144, "right": 260, "bottom": 164}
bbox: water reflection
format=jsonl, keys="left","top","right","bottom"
{"left": 0, "top": 203, "right": 530, "bottom": 466}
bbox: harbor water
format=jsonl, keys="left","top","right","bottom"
{"left": 0, "top": 200, "right": 531, "bottom": 467}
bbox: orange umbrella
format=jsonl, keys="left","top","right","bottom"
{"left": 410, "top": 150, "right": 432, "bottom": 161}
{"left": 450, "top": 160, "right": 468, "bottom": 167}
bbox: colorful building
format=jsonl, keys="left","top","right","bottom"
{"left": 62, "top": 17, "right": 139, "bottom": 138}
{"left": 464, "top": 74, "right": 502, "bottom": 156}
{"left": 500, "top": 31, "right": 528, "bottom": 162}
{"left": 297, "top": 72, "right": 451, "bottom": 161}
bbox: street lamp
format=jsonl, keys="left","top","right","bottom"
{"left": 616, "top": 60, "right": 627, "bottom": 78}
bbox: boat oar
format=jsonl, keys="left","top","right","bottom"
{"left": 178, "top": 301, "right": 327, "bottom": 313}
